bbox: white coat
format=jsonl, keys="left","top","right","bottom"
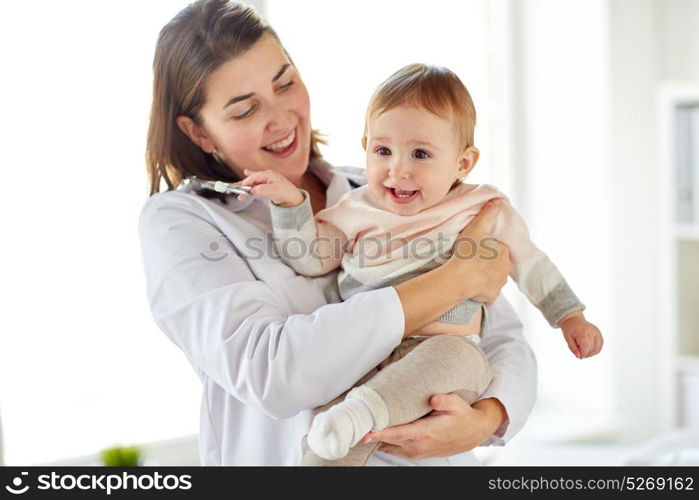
{"left": 138, "top": 158, "right": 538, "bottom": 465}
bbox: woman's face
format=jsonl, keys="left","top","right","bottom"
{"left": 183, "top": 33, "right": 311, "bottom": 183}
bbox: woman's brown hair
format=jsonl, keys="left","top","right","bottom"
{"left": 146, "top": 0, "right": 324, "bottom": 200}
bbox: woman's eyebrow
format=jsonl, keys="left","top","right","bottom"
{"left": 271, "top": 63, "right": 291, "bottom": 83}
{"left": 222, "top": 64, "right": 291, "bottom": 109}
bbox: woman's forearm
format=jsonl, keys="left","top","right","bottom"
{"left": 394, "top": 260, "right": 475, "bottom": 338}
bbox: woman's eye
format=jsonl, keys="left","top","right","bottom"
{"left": 375, "top": 147, "right": 391, "bottom": 156}
{"left": 413, "top": 149, "right": 431, "bottom": 159}
{"left": 279, "top": 80, "right": 295, "bottom": 91}
{"left": 233, "top": 105, "right": 257, "bottom": 120}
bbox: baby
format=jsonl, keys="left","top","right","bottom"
{"left": 236, "top": 63, "right": 603, "bottom": 466}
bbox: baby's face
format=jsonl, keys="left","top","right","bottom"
{"left": 364, "top": 105, "right": 470, "bottom": 216}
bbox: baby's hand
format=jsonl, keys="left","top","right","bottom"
{"left": 237, "top": 168, "right": 304, "bottom": 207}
{"left": 558, "top": 311, "right": 603, "bottom": 359}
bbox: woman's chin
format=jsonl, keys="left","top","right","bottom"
{"left": 258, "top": 147, "right": 309, "bottom": 180}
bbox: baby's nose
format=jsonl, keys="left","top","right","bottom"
{"left": 390, "top": 161, "right": 411, "bottom": 179}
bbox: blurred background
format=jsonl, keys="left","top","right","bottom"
{"left": 0, "top": 0, "right": 697, "bottom": 466}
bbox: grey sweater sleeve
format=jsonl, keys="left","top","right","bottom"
{"left": 492, "top": 197, "right": 585, "bottom": 327}
{"left": 269, "top": 189, "right": 348, "bottom": 277}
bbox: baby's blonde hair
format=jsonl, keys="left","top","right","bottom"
{"left": 363, "top": 63, "right": 477, "bottom": 151}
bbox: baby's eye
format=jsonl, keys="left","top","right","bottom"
{"left": 413, "top": 149, "right": 431, "bottom": 159}
{"left": 375, "top": 146, "right": 391, "bottom": 156}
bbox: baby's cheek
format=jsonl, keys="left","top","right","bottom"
{"left": 365, "top": 166, "right": 385, "bottom": 188}
{"left": 419, "top": 180, "right": 448, "bottom": 208}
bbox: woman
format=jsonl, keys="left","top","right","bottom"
{"left": 139, "top": 0, "right": 537, "bottom": 466}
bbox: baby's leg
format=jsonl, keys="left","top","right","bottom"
{"left": 349, "top": 335, "right": 492, "bottom": 431}
{"left": 302, "top": 364, "right": 383, "bottom": 466}
{"left": 301, "top": 433, "right": 380, "bottom": 466}
{"left": 303, "top": 339, "right": 417, "bottom": 465}
{"left": 304, "top": 335, "right": 492, "bottom": 465}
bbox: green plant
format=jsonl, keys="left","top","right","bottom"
{"left": 100, "top": 445, "right": 144, "bottom": 466}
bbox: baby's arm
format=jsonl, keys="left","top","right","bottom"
{"left": 237, "top": 168, "right": 350, "bottom": 277}
{"left": 269, "top": 191, "right": 350, "bottom": 277}
{"left": 489, "top": 194, "right": 603, "bottom": 358}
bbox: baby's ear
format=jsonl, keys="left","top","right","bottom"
{"left": 457, "top": 146, "right": 480, "bottom": 178}
{"left": 361, "top": 136, "right": 367, "bottom": 151}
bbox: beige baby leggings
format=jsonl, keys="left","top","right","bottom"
{"left": 301, "top": 334, "right": 493, "bottom": 466}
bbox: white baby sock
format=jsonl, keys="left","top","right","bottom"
{"left": 307, "top": 397, "right": 375, "bottom": 460}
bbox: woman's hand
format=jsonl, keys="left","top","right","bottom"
{"left": 448, "top": 199, "right": 511, "bottom": 305}
{"left": 360, "top": 395, "right": 507, "bottom": 460}
{"left": 394, "top": 198, "right": 512, "bottom": 337}
{"left": 237, "top": 168, "right": 305, "bottom": 207}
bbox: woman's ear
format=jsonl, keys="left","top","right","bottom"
{"left": 361, "top": 136, "right": 367, "bottom": 151}
{"left": 456, "top": 146, "right": 480, "bottom": 179}
{"left": 176, "top": 116, "right": 216, "bottom": 153}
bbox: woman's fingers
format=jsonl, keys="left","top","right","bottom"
{"left": 458, "top": 198, "right": 503, "bottom": 240}
{"left": 363, "top": 421, "right": 421, "bottom": 444}
{"left": 366, "top": 392, "right": 502, "bottom": 459}
{"left": 467, "top": 241, "right": 511, "bottom": 304}
{"left": 491, "top": 241, "right": 511, "bottom": 279}
{"left": 429, "top": 393, "right": 463, "bottom": 413}
{"left": 377, "top": 442, "right": 429, "bottom": 460}
{"left": 363, "top": 395, "right": 462, "bottom": 445}
{"left": 375, "top": 443, "right": 405, "bottom": 456}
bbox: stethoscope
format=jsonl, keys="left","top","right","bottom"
{"left": 188, "top": 176, "right": 255, "bottom": 196}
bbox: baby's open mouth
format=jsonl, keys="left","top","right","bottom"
{"left": 390, "top": 188, "right": 419, "bottom": 198}
{"left": 386, "top": 186, "right": 420, "bottom": 203}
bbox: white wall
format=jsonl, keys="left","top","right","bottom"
{"left": 509, "top": 0, "right": 699, "bottom": 446}
{"left": 507, "top": 0, "right": 615, "bottom": 441}
{"left": 0, "top": 0, "right": 202, "bottom": 465}
{"left": 657, "top": 0, "right": 699, "bottom": 82}
{"left": 266, "top": 0, "right": 496, "bottom": 182}
{"left": 608, "top": 0, "right": 699, "bottom": 441}
{"left": 608, "top": 0, "right": 662, "bottom": 442}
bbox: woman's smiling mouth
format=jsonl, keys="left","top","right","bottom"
{"left": 262, "top": 128, "right": 297, "bottom": 157}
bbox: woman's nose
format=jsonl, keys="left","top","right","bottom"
{"left": 266, "top": 105, "right": 294, "bottom": 134}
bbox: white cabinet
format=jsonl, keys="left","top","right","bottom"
{"left": 678, "top": 358, "right": 699, "bottom": 427}
{"left": 659, "top": 85, "right": 699, "bottom": 429}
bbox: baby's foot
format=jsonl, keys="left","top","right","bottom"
{"left": 307, "top": 397, "right": 374, "bottom": 460}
